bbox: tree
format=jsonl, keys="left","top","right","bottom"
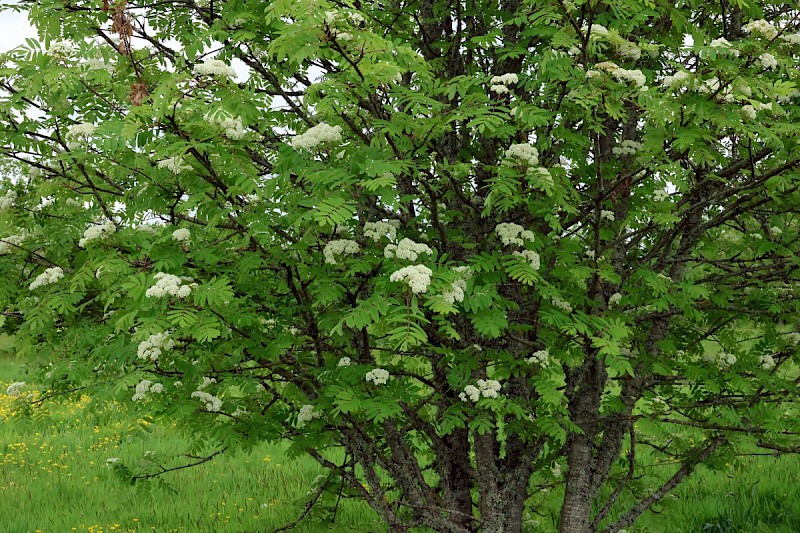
{"left": 1, "top": 0, "right": 800, "bottom": 531}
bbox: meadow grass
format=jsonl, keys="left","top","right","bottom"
{"left": 2, "top": 347, "right": 800, "bottom": 532}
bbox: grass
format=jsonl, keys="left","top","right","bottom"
{"left": 2, "top": 347, "right": 800, "bottom": 532}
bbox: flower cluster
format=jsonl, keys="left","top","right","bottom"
{"left": 206, "top": 112, "right": 247, "bottom": 140}
{"left": 653, "top": 189, "right": 670, "bottom": 202}
{"left": 780, "top": 33, "right": 800, "bottom": 45}
{"left": 612, "top": 140, "right": 642, "bottom": 156}
{"left": 495, "top": 223, "right": 535, "bottom": 247}
{"left": 709, "top": 37, "right": 740, "bottom": 56}
{"left": 198, "top": 376, "right": 217, "bottom": 390}
{"left": 595, "top": 62, "right": 646, "bottom": 88}
{"left": 489, "top": 73, "right": 518, "bottom": 94}
{"left": 513, "top": 250, "right": 541, "bottom": 271}
{"left": 172, "top": 228, "right": 191, "bottom": 243}
{"left": 324, "top": 239, "right": 360, "bottom": 264}
{"left": 0, "top": 233, "right": 25, "bottom": 255}
{"left": 527, "top": 349, "right": 550, "bottom": 366}
{"left": 551, "top": 296, "right": 572, "bottom": 313}
{"left": 193, "top": 58, "right": 236, "bottom": 77}
{"left": 759, "top": 354, "right": 776, "bottom": 370}
{"left": 289, "top": 123, "right": 343, "bottom": 150}
{"left": 600, "top": 210, "right": 615, "bottom": 222}
{"left": 505, "top": 143, "right": 539, "bottom": 166}
{"left": 337, "top": 356, "right": 352, "bottom": 367}
{"left": 157, "top": 156, "right": 190, "bottom": 174}
{"left": 743, "top": 19, "right": 778, "bottom": 40}
{"left": 132, "top": 379, "right": 164, "bottom": 401}
{"left": 459, "top": 379, "right": 501, "bottom": 402}
{"left": 29, "top": 267, "right": 64, "bottom": 290}
{"left": 78, "top": 222, "right": 116, "bottom": 248}
{"left": 145, "top": 272, "right": 193, "bottom": 299}
{"left": 65, "top": 123, "right": 96, "bottom": 149}
{"left": 363, "top": 220, "right": 399, "bottom": 242}
{"left": 703, "top": 351, "right": 737, "bottom": 369}
{"left": 442, "top": 279, "right": 467, "bottom": 304}
{"left": 608, "top": 292, "right": 622, "bottom": 306}
{"left": 661, "top": 70, "right": 690, "bottom": 89}
{"left": 191, "top": 390, "right": 223, "bottom": 412}
{"left": 297, "top": 404, "right": 321, "bottom": 427}
{"left": 0, "top": 190, "right": 16, "bottom": 210}
{"left": 389, "top": 264, "right": 433, "bottom": 293}
{"left": 366, "top": 368, "right": 390, "bottom": 385}
{"left": 6, "top": 381, "right": 25, "bottom": 397}
{"left": 758, "top": 53, "right": 778, "bottom": 70}
{"left": 47, "top": 40, "right": 72, "bottom": 58}
{"left": 384, "top": 238, "right": 432, "bottom": 261}
{"left": 137, "top": 332, "right": 175, "bottom": 362}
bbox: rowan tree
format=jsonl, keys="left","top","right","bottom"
{"left": 1, "top": 0, "right": 800, "bottom": 531}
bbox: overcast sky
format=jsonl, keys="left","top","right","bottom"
{"left": 0, "top": 6, "right": 36, "bottom": 53}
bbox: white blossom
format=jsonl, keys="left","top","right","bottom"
{"left": 29, "top": 267, "right": 64, "bottom": 290}
{"left": 461, "top": 379, "right": 503, "bottom": 400}
{"left": 78, "top": 222, "right": 116, "bottom": 248}
{"left": 47, "top": 40, "right": 72, "bottom": 58}
{"left": 145, "top": 272, "right": 193, "bottom": 299}
{"left": 191, "top": 390, "right": 223, "bottom": 412}
{"left": 513, "top": 250, "right": 541, "bottom": 271}
{"left": 653, "top": 189, "right": 669, "bottom": 202}
{"left": 743, "top": 19, "right": 778, "bottom": 40}
{"left": 585, "top": 250, "right": 596, "bottom": 260}
{"left": 337, "top": 356, "right": 352, "bottom": 367}
{"left": 758, "top": 53, "right": 778, "bottom": 70}
{"left": 759, "top": 354, "right": 775, "bottom": 370}
{"left": 441, "top": 279, "right": 467, "bottom": 304}
{"left": 363, "top": 220, "right": 399, "bottom": 242}
{"left": 157, "top": 156, "right": 190, "bottom": 174}
{"left": 365, "top": 368, "right": 390, "bottom": 385}
{"left": 600, "top": 210, "right": 615, "bottom": 222}
{"left": 709, "top": 37, "right": 740, "bottom": 56}
{"left": 611, "top": 140, "right": 642, "bottom": 156}
{"left": 609, "top": 292, "right": 622, "bottom": 307}
{"left": 132, "top": 379, "right": 162, "bottom": 401}
{"left": 595, "top": 61, "right": 646, "bottom": 87}
{"left": 741, "top": 105, "right": 757, "bottom": 120}
{"left": 0, "top": 190, "right": 16, "bottom": 210}
{"left": 614, "top": 40, "right": 641, "bottom": 61}
{"left": 206, "top": 112, "right": 247, "bottom": 139}
{"left": 779, "top": 33, "right": 800, "bottom": 45}
{"left": 390, "top": 264, "right": 433, "bottom": 294}
{"left": 489, "top": 73, "right": 518, "bottom": 94}
{"left": 384, "top": 238, "right": 432, "bottom": 261}
{"left": 172, "top": 228, "right": 191, "bottom": 242}
{"left": 6, "top": 381, "right": 25, "bottom": 397}
{"left": 0, "top": 233, "right": 25, "bottom": 255}
{"left": 290, "top": 123, "right": 343, "bottom": 150}
{"left": 527, "top": 349, "right": 550, "bottom": 366}
{"left": 197, "top": 376, "right": 217, "bottom": 391}
{"left": 65, "top": 122, "right": 95, "bottom": 149}
{"left": 459, "top": 384, "right": 481, "bottom": 403}
{"left": 137, "top": 332, "right": 175, "bottom": 362}
{"left": 551, "top": 296, "right": 572, "bottom": 313}
{"left": 505, "top": 143, "right": 539, "bottom": 166}
{"left": 495, "top": 223, "right": 535, "bottom": 247}
{"left": 193, "top": 58, "right": 236, "bottom": 77}
{"left": 661, "top": 70, "right": 690, "bottom": 88}
{"left": 297, "top": 404, "right": 322, "bottom": 426}
{"left": 323, "top": 239, "right": 360, "bottom": 264}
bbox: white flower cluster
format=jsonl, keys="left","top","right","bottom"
{"left": 585, "top": 250, "right": 596, "bottom": 259}
{"left": 65, "top": 122, "right": 96, "bottom": 149}
{"left": 741, "top": 105, "right": 757, "bottom": 120}
{"left": 551, "top": 296, "right": 572, "bottom": 313}
{"left": 709, "top": 37, "right": 740, "bottom": 56}
{"left": 390, "top": 264, "right": 433, "bottom": 294}
{"left": 614, "top": 40, "right": 641, "bottom": 61}
{"left": 78, "top": 222, "right": 116, "bottom": 248}
{"left": 653, "top": 189, "right": 670, "bottom": 201}
{"left": 47, "top": 40, "right": 72, "bottom": 58}
{"left": 459, "top": 379, "right": 501, "bottom": 402}
{"left": 505, "top": 143, "right": 539, "bottom": 166}
{"left": 495, "top": 223, "right": 535, "bottom": 247}
{"left": 29, "top": 267, "right": 64, "bottom": 290}
{"left": 137, "top": 332, "right": 175, "bottom": 362}
{"left": 769, "top": 226, "right": 783, "bottom": 237}
{"left": 703, "top": 351, "right": 737, "bottom": 369}
{"left": 324, "top": 239, "right": 360, "bottom": 265}
{"left": 612, "top": 140, "right": 642, "bottom": 156}
{"left": 198, "top": 376, "right": 217, "bottom": 390}
{"left": 600, "top": 210, "right": 615, "bottom": 222}
{"left": 697, "top": 77, "right": 735, "bottom": 103}
{"left": 609, "top": 292, "right": 622, "bottom": 306}
{"left": 661, "top": 70, "right": 690, "bottom": 89}
{"left": 527, "top": 349, "right": 550, "bottom": 366}
{"left": 337, "top": 356, "right": 352, "bottom": 367}
{"left": 6, "top": 381, "right": 25, "bottom": 397}
{"left": 363, "top": 220, "right": 399, "bottom": 242}
{"left": 513, "top": 250, "right": 541, "bottom": 271}
{"left": 0, "top": 233, "right": 25, "bottom": 255}
{"left": 758, "top": 53, "right": 778, "bottom": 70}
{"left": 193, "top": 58, "right": 236, "bottom": 77}
{"left": 83, "top": 57, "right": 110, "bottom": 71}
{"left": 0, "top": 190, "right": 16, "bottom": 210}
{"left": 365, "top": 368, "right": 390, "bottom": 385}
{"left": 743, "top": 19, "right": 778, "bottom": 40}
{"left": 145, "top": 272, "right": 193, "bottom": 299}
{"left": 289, "top": 123, "right": 343, "bottom": 150}
{"left": 132, "top": 379, "right": 164, "bottom": 401}
{"left": 172, "top": 228, "right": 191, "bottom": 242}
{"left": 784, "top": 332, "right": 800, "bottom": 346}
{"left": 206, "top": 112, "right": 247, "bottom": 140}
{"left": 442, "top": 279, "right": 467, "bottom": 304}
{"left": 191, "top": 390, "right": 223, "bottom": 412}
{"left": 297, "top": 404, "right": 321, "bottom": 427}
{"left": 595, "top": 62, "right": 646, "bottom": 88}
{"left": 583, "top": 24, "right": 609, "bottom": 39}
{"left": 759, "top": 354, "right": 776, "bottom": 370}
{"left": 489, "top": 73, "right": 518, "bottom": 94}
{"left": 780, "top": 33, "right": 800, "bottom": 45}
{"left": 384, "top": 238, "right": 432, "bottom": 261}
{"left": 157, "top": 156, "right": 190, "bottom": 174}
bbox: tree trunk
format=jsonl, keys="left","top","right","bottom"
{"left": 559, "top": 436, "right": 596, "bottom": 533}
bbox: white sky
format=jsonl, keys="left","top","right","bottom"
{"left": 0, "top": 7, "right": 36, "bottom": 53}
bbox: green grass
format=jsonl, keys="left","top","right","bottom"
{"left": 2, "top": 351, "right": 800, "bottom": 533}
